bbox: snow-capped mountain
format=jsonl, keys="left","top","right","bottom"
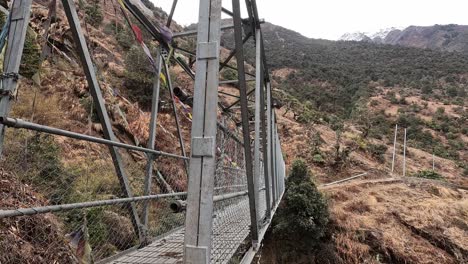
{"left": 338, "top": 25, "right": 468, "bottom": 53}
{"left": 339, "top": 27, "right": 401, "bottom": 42}
{"left": 369, "top": 27, "right": 400, "bottom": 42}
{"left": 339, "top": 32, "right": 371, "bottom": 42}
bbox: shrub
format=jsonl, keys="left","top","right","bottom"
{"left": 297, "top": 109, "right": 319, "bottom": 124}
{"left": 85, "top": 3, "right": 104, "bottom": 27}
{"left": 312, "top": 153, "right": 325, "bottom": 165}
{"left": 2, "top": 132, "right": 75, "bottom": 204}
{"left": 26, "top": 134, "right": 75, "bottom": 203}
{"left": 414, "top": 170, "right": 444, "bottom": 181}
{"left": 105, "top": 22, "right": 134, "bottom": 50}
{"left": 368, "top": 143, "right": 388, "bottom": 163}
{"left": 124, "top": 46, "right": 156, "bottom": 108}
{"left": 221, "top": 68, "right": 238, "bottom": 81}
{"left": 272, "top": 160, "right": 329, "bottom": 247}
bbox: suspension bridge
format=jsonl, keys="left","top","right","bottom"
{"left": 0, "top": 0, "right": 285, "bottom": 263}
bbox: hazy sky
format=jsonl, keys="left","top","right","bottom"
{"left": 152, "top": 0, "right": 468, "bottom": 40}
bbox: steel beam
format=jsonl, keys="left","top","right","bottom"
{"left": 253, "top": 28, "right": 263, "bottom": 225}
{"left": 173, "top": 45, "right": 256, "bottom": 78}
{"left": 162, "top": 61, "right": 189, "bottom": 175}
{"left": 173, "top": 23, "right": 234, "bottom": 38}
{"left": 219, "top": 31, "right": 252, "bottom": 71}
{"left": 183, "top": 0, "right": 222, "bottom": 262}
{"left": 272, "top": 113, "right": 278, "bottom": 203}
{"left": 166, "top": 0, "right": 178, "bottom": 27}
{"left": 266, "top": 82, "right": 275, "bottom": 205}
{"left": 0, "top": 192, "right": 187, "bottom": 219}
{"left": 142, "top": 50, "right": 163, "bottom": 231}
{"left": 224, "top": 88, "right": 255, "bottom": 111}
{"left": 61, "top": 0, "right": 143, "bottom": 241}
{"left": 219, "top": 78, "right": 255, "bottom": 85}
{"left": 221, "top": 7, "right": 234, "bottom": 17}
{"left": 0, "top": 117, "right": 188, "bottom": 160}
{"left": 260, "top": 79, "right": 271, "bottom": 217}
{"left": 232, "top": 0, "right": 259, "bottom": 243}
{"left": 0, "top": 0, "right": 32, "bottom": 157}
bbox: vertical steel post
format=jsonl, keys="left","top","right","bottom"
{"left": 257, "top": 31, "right": 271, "bottom": 218}
{"left": 391, "top": 124, "right": 398, "bottom": 174}
{"left": 61, "top": 0, "right": 143, "bottom": 240}
{"left": 272, "top": 113, "right": 279, "bottom": 203}
{"left": 142, "top": 50, "right": 163, "bottom": 230}
{"left": 253, "top": 28, "right": 263, "bottom": 223}
{"left": 183, "top": 0, "right": 222, "bottom": 262}
{"left": 0, "top": 0, "right": 33, "bottom": 156}
{"left": 275, "top": 124, "right": 281, "bottom": 199}
{"left": 403, "top": 128, "right": 407, "bottom": 177}
{"left": 266, "top": 82, "right": 274, "bottom": 208}
{"left": 232, "top": 0, "right": 259, "bottom": 244}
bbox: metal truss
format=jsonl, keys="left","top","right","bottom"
{"left": 0, "top": 0, "right": 286, "bottom": 263}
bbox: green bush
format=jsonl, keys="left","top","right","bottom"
{"left": 312, "top": 153, "right": 325, "bottom": 165}
{"left": 124, "top": 46, "right": 156, "bottom": 108}
{"left": 221, "top": 68, "right": 238, "bottom": 81}
{"left": 368, "top": 143, "right": 388, "bottom": 163}
{"left": 26, "top": 134, "right": 75, "bottom": 204}
{"left": 272, "top": 160, "right": 329, "bottom": 247}
{"left": 21, "top": 31, "right": 41, "bottom": 78}
{"left": 105, "top": 22, "right": 134, "bottom": 50}
{"left": 85, "top": 3, "right": 104, "bottom": 27}
{"left": 414, "top": 170, "right": 444, "bottom": 181}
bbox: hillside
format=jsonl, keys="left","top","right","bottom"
{"left": 261, "top": 177, "right": 468, "bottom": 263}
{"left": 222, "top": 22, "right": 467, "bottom": 174}
{"left": 0, "top": 1, "right": 466, "bottom": 263}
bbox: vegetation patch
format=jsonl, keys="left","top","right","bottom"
{"left": 414, "top": 170, "right": 444, "bottom": 181}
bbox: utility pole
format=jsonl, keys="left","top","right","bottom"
{"left": 432, "top": 152, "right": 435, "bottom": 171}
{"left": 391, "top": 124, "right": 398, "bottom": 174}
{"left": 403, "top": 128, "right": 407, "bottom": 177}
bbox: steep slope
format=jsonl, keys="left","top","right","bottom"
{"left": 261, "top": 178, "right": 467, "bottom": 264}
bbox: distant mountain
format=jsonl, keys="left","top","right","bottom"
{"left": 339, "top": 27, "right": 399, "bottom": 42}
{"left": 221, "top": 22, "right": 468, "bottom": 116}
{"left": 340, "top": 24, "right": 468, "bottom": 53}
{"left": 384, "top": 24, "right": 468, "bottom": 53}
{"left": 339, "top": 32, "right": 371, "bottom": 42}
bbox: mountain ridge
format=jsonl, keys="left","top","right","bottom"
{"left": 340, "top": 24, "right": 468, "bottom": 53}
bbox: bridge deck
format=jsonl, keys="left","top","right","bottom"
{"left": 110, "top": 193, "right": 266, "bottom": 264}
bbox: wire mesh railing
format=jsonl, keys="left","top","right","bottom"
{"left": 0, "top": 0, "right": 287, "bottom": 263}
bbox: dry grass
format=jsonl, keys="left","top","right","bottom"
{"left": 0, "top": 171, "right": 75, "bottom": 263}
{"left": 325, "top": 178, "right": 467, "bottom": 264}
